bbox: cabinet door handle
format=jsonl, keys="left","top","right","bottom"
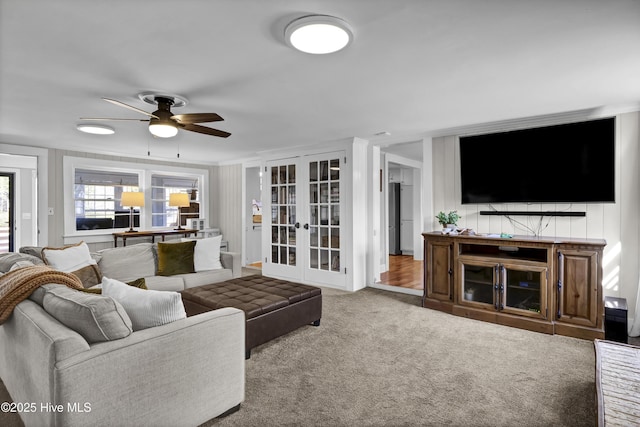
{"left": 557, "top": 252, "right": 564, "bottom": 318}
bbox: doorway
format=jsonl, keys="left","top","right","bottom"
{"left": 244, "top": 165, "right": 262, "bottom": 270}
{"left": 374, "top": 150, "right": 423, "bottom": 295}
{"left": 0, "top": 173, "right": 15, "bottom": 252}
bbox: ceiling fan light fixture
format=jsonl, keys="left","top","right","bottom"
{"left": 285, "top": 15, "right": 353, "bottom": 54}
{"left": 148, "top": 122, "right": 178, "bottom": 138}
{"left": 76, "top": 123, "right": 115, "bottom": 135}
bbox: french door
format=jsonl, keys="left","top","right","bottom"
{"left": 263, "top": 151, "right": 346, "bottom": 287}
{"left": 0, "top": 173, "right": 15, "bottom": 253}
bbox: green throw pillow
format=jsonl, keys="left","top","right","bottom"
{"left": 157, "top": 241, "right": 196, "bottom": 276}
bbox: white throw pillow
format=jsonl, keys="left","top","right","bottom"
{"left": 181, "top": 235, "right": 223, "bottom": 272}
{"left": 101, "top": 276, "right": 186, "bottom": 331}
{"left": 42, "top": 241, "right": 97, "bottom": 272}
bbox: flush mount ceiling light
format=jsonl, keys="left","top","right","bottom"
{"left": 285, "top": 15, "right": 354, "bottom": 54}
{"left": 76, "top": 124, "right": 115, "bottom": 135}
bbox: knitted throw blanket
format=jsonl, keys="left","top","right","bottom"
{"left": 0, "top": 265, "right": 83, "bottom": 325}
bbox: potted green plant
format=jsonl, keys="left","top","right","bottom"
{"left": 447, "top": 210, "right": 461, "bottom": 227}
{"left": 436, "top": 210, "right": 461, "bottom": 228}
{"left": 436, "top": 211, "right": 449, "bottom": 228}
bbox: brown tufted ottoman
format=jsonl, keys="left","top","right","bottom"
{"left": 180, "top": 275, "right": 321, "bottom": 358}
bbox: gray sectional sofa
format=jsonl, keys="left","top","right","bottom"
{"left": 20, "top": 242, "right": 242, "bottom": 291}
{"left": 0, "top": 243, "right": 245, "bottom": 426}
{"left": 95, "top": 242, "right": 240, "bottom": 290}
{"left": 0, "top": 298, "right": 245, "bottom": 426}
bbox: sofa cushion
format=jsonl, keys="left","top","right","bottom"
{"left": 42, "top": 241, "right": 97, "bottom": 272}
{"left": 102, "top": 277, "right": 186, "bottom": 331}
{"left": 41, "top": 284, "right": 133, "bottom": 343}
{"left": 157, "top": 241, "right": 195, "bottom": 276}
{"left": 181, "top": 235, "right": 223, "bottom": 272}
{"left": 9, "top": 260, "right": 36, "bottom": 271}
{"left": 143, "top": 275, "right": 185, "bottom": 292}
{"left": 0, "top": 252, "right": 44, "bottom": 272}
{"left": 98, "top": 243, "right": 156, "bottom": 282}
{"left": 18, "top": 246, "right": 45, "bottom": 259}
{"left": 179, "top": 269, "right": 233, "bottom": 289}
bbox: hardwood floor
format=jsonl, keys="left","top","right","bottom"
{"left": 247, "top": 258, "right": 423, "bottom": 291}
{"left": 379, "top": 255, "right": 423, "bottom": 291}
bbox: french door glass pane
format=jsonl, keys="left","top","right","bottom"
{"left": 270, "top": 164, "right": 296, "bottom": 266}
{"left": 308, "top": 158, "right": 340, "bottom": 273}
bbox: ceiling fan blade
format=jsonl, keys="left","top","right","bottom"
{"left": 182, "top": 123, "right": 231, "bottom": 138}
{"left": 102, "top": 97, "right": 159, "bottom": 119}
{"left": 171, "top": 113, "right": 223, "bottom": 124}
{"left": 79, "top": 117, "right": 150, "bottom": 122}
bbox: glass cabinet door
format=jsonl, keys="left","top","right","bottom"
{"left": 308, "top": 158, "right": 341, "bottom": 273}
{"left": 459, "top": 257, "right": 548, "bottom": 319}
{"left": 270, "top": 163, "right": 297, "bottom": 267}
{"left": 459, "top": 257, "right": 498, "bottom": 308}
{"left": 501, "top": 263, "right": 548, "bottom": 319}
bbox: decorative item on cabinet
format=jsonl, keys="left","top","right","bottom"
{"left": 436, "top": 210, "right": 461, "bottom": 229}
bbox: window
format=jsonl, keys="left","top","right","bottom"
{"left": 151, "top": 175, "right": 199, "bottom": 228}
{"left": 64, "top": 156, "right": 208, "bottom": 242}
{"left": 74, "top": 169, "right": 139, "bottom": 231}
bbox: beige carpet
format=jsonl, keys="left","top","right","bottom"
{"left": 0, "top": 286, "right": 596, "bottom": 427}
{"left": 205, "top": 287, "right": 596, "bottom": 426}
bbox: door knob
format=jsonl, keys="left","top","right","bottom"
{"left": 303, "top": 223, "right": 309, "bottom": 230}
{"left": 295, "top": 222, "right": 300, "bottom": 229}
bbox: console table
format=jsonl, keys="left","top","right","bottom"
{"left": 113, "top": 229, "right": 198, "bottom": 247}
{"left": 423, "top": 232, "right": 606, "bottom": 340}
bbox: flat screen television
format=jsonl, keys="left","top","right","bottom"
{"left": 459, "top": 117, "right": 615, "bottom": 204}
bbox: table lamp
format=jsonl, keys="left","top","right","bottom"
{"left": 169, "top": 193, "right": 190, "bottom": 230}
{"left": 121, "top": 192, "right": 144, "bottom": 232}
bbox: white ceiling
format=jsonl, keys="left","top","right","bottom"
{"left": 1, "top": 0, "right": 639, "bottom": 165}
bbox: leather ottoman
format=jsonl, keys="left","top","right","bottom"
{"left": 180, "top": 275, "right": 322, "bottom": 358}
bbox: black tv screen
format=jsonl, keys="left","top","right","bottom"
{"left": 460, "top": 118, "right": 615, "bottom": 204}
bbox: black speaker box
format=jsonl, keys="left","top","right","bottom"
{"left": 604, "top": 296, "right": 628, "bottom": 344}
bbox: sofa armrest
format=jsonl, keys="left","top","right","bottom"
{"left": 220, "top": 251, "right": 241, "bottom": 278}
{"left": 53, "top": 307, "right": 245, "bottom": 426}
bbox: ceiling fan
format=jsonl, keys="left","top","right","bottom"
{"left": 80, "top": 93, "right": 231, "bottom": 139}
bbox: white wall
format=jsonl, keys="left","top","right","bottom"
{"left": 428, "top": 111, "right": 640, "bottom": 321}
{"left": 46, "top": 149, "right": 219, "bottom": 250}
{"left": 213, "top": 164, "right": 243, "bottom": 254}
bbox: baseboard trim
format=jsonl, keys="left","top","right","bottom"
{"left": 369, "top": 282, "right": 422, "bottom": 296}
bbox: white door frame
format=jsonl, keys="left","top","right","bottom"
{"left": 381, "top": 153, "right": 423, "bottom": 272}
{"left": 242, "top": 160, "right": 262, "bottom": 267}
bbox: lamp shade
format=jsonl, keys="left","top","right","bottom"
{"left": 169, "top": 193, "right": 190, "bottom": 207}
{"left": 121, "top": 192, "right": 145, "bottom": 207}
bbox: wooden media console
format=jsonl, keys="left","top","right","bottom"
{"left": 422, "top": 232, "right": 606, "bottom": 340}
